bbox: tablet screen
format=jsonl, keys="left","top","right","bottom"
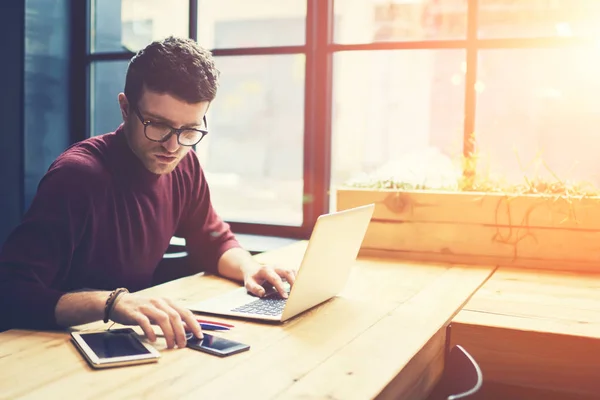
{"left": 81, "top": 329, "right": 151, "bottom": 358}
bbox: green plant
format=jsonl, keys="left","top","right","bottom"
{"left": 346, "top": 138, "right": 600, "bottom": 198}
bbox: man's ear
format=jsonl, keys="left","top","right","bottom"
{"left": 118, "top": 93, "right": 129, "bottom": 121}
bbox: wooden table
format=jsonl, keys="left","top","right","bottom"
{"left": 0, "top": 242, "right": 494, "bottom": 400}
{"left": 451, "top": 267, "right": 600, "bottom": 399}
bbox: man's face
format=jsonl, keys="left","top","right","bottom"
{"left": 119, "top": 88, "right": 210, "bottom": 175}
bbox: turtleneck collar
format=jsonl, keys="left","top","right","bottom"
{"left": 110, "top": 124, "right": 162, "bottom": 187}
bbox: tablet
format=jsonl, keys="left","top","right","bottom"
{"left": 71, "top": 328, "right": 160, "bottom": 369}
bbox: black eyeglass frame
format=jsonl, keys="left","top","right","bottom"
{"left": 132, "top": 104, "right": 208, "bottom": 147}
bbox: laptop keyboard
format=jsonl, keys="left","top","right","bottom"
{"left": 232, "top": 297, "right": 288, "bottom": 316}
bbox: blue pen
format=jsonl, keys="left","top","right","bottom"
{"left": 198, "top": 323, "right": 230, "bottom": 331}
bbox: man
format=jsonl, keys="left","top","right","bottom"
{"left": 0, "top": 36, "right": 295, "bottom": 349}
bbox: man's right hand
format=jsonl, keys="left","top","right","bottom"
{"left": 110, "top": 293, "right": 203, "bottom": 349}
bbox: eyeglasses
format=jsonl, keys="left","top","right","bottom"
{"left": 132, "top": 104, "right": 208, "bottom": 147}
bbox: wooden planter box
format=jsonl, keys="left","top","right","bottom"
{"left": 336, "top": 188, "right": 600, "bottom": 272}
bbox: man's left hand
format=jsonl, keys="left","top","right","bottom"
{"left": 241, "top": 263, "right": 297, "bottom": 298}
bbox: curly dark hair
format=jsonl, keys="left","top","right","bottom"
{"left": 124, "top": 36, "right": 220, "bottom": 106}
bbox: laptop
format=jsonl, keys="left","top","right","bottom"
{"left": 188, "top": 203, "right": 375, "bottom": 322}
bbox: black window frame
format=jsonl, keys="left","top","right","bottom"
{"left": 72, "top": 0, "right": 598, "bottom": 240}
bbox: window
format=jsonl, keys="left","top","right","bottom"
{"left": 197, "top": 0, "right": 306, "bottom": 48}
{"left": 25, "top": 0, "right": 70, "bottom": 209}
{"left": 194, "top": 1, "right": 308, "bottom": 227}
{"left": 331, "top": 49, "right": 466, "bottom": 193}
{"left": 475, "top": 47, "right": 600, "bottom": 186}
{"left": 478, "top": 0, "right": 600, "bottom": 38}
{"left": 329, "top": 0, "right": 600, "bottom": 205}
{"left": 88, "top": 0, "right": 190, "bottom": 137}
{"left": 334, "top": 0, "right": 468, "bottom": 43}
{"left": 84, "top": 0, "right": 312, "bottom": 237}
{"left": 91, "top": 61, "right": 128, "bottom": 137}
{"left": 91, "top": 0, "right": 189, "bottom": 53}
{"left": 330, "top": 0, "right": 471, "bottom": 206}
{"left": 82, "top": 1, "right": 600, "bottom": 239}
{"left": 198, "top": 54, "right": 306, "bottom": 226}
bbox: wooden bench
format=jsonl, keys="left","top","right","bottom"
{"left": 450, "top": 267, "right": 600, "bottom": 399}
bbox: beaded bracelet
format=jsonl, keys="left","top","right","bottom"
{"left": 103, "top": 287, "right": 129, "bottom": 323}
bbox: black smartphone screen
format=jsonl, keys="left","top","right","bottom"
{"left": 81, "top": 329, "right": 151, "bottom": 358}
{"left": 187, "top": 333, "right": 250, "bottom": 356}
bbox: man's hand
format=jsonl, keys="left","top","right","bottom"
{"left": 110, "top": 294, "right": 203, "bottom": 349}
{"left": 216, "top": 247, "right": 298, "bottom": 298}
{"left": 241, "top": 263, "right": 297, "bottom": 298}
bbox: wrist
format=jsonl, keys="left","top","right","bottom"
{"left": 103, "top": 288, "right": 129, "bottom": 323}
{"left": 217, "top": 247, "right": 258, "bottom": 281}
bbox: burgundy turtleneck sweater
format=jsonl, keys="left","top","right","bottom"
{"left": 0, "top": 125, "right": 240, "bottom": 331}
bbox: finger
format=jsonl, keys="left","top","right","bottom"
{"left": 147, "top": 307, "right": 175, "bottom": 349}
{"left": 276, "top": 268, "right": 296, "bottom": 287}
{"left": 134, "top": 313, "right": 156, "bottom": 343}
{"left": 165, "top": 299, "right": 203, "bottom": 340}
{"left": 245, "top": 278, "right": 266, "bottom": 297}
{"left": 262, "top": 268, "right": 288, "bottom": 298}
{"left": 154, "top": 298, "right": 187, "bottom": 349}
{"left": 168, "top": 309, "right": 187, "bottom": 349}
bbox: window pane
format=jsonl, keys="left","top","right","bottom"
{"left": 479, "top": 0, "right": 600, "bottom": 38}
{"left": 331, "top": 50, "right": 466, "bottom": 203}
{"left": 91, "top": 60, "right": 128, "bottom": 136}
{"left": 91, "top": 0, "right": 189, "bottom": 53}
{"left": 25, "top": 0, "right": 70, "bottom": 209}
{"left": 197, "top": 55, "right": 305, "bottom": 225}
{"left": 334, "top": 0, "right": 467, "bottom": 44}
{"left": 475, "top": 48, "right": 600, "bottom": 188}
{"left": 197, "top": 0, "right": 306, "bottom": 49}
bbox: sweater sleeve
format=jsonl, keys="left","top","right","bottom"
{"left": 176, "top": 152, "right": 241, "bottom": 276}
{"left": 0, "top": 159, "right": 95, "bottom": 331}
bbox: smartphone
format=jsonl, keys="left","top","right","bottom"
{"left": 186, "top": 333, "right": 250, "bottom": 357}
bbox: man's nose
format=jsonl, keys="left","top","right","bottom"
{"left": 161, "top": 132, "right": 181, "bottom": 153}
